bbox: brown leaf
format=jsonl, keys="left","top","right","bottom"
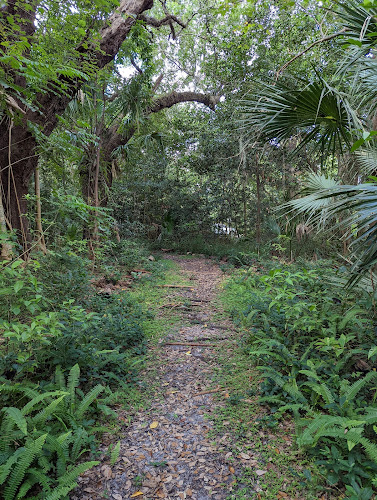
{"left": 102, "top": 466, "right": 112, "bottom": 479}
{"left": 255, "top": 470, "right": 267, "bottom": 476}
{"left": 150, "top": 421, "right": 159, "bottom": 429}
{"left": 239, "top": 453, "right": 250, "bottom": 460}
{"left": 186, "top": 489, "right": 193, "bottom": 497}
{"left": 130, "top": 492, "right": 144, "bottom": 498}
{"left": 229, "top": 466, "right": 235, "bottom": 474}
{"left": 277, "top": 492, "right": 288, "bottom": 499}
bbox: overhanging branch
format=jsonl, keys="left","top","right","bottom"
{"left": 149, "top": 91, "right": 221, "bottom": 113}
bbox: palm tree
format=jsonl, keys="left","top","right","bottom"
{"left": 238, "top": 1, "right": 377, "bottom": 284}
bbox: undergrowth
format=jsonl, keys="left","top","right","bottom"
{"left": 0, "top": 243, "right": 177, "bottom": 499}
{"left": 223, "top": 262, "right": 377, "bottom": 499}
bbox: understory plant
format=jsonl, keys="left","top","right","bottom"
{"left": 0, "top": 365, "right": 105, "bottom": 499}
{"left": 225, "top": 264, "right": 377, "bottom": 496}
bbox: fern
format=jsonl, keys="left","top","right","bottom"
{"left": 55, "top": 366, "right": 66, "bottom": 391}
{"left": 67, "top": 364, "right": 80, "bottom": 413}
{"left": 32, "top": 395, "right": 67, "bottom": 425}
{"left": 24, "top": 467, "right": 53, "bottom": 494}
{"left": 44, "top": 485, "right": 76, "bottom": 500}
{"left": 16, "top": 477, "right": 36, "bottom": 499}
{"left": 3, "top": 433, "right": 47, "bottom": 500}
{"left": 76, "top": 385, "right": 104, "bottom": 420}
{"left": 342, "top": 371, "right": 377, "bottom": 402}
{"left": 70, "top": 428, "right": 89, "bottom": 463}
{"left": 21, "top": 391, "right": 67, "bottom": 416}
{"left": 302, "top": 382, "right": 335, "bottom": 405}
{"left": 2, "top": 407, "right": 28, "bottom": 436}
{"left": 0, "top": 448, "right": 24, "bottom": 483}
{"left": 110, "top": 441, "right": 121, "bottom": 466}
{"left": 54, "top": 460, "right": 99, "bottom": 494}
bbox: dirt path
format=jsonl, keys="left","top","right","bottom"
{"left": 74, "top": 255, "right": 239, "bottom": 500}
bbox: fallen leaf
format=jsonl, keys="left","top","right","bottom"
{"left": 229, "top": 466, "right": 235, "bottom": 474}
{"left": 239, "top": 453, "right": 250, "bottom": 460}
{"left": 277, "top": 492, "right": 288, "bottom": 499}
{"left": 102, "top": 466, "right": 112, "bottom": 479}
{"left": 255, "top": 469, "right": 267, "bottom": 476}
{"left": 185, "top": 351, "right": 192, "bottom": 355}
{"left": 130, "top": 492, "right": 144, "bottom": 498}
{"left": 150, "top": 421, "right": 159, "bottom": 429}
{"left": 113, "top": 495, "right": 122, "bottom": 500}
{"left": 186, "top": 489, "right": 193, "bottom": 497}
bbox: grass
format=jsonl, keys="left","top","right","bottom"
{"left": 204, "top": 284, "right": 328, "bottom": 499}
{"left": 127, "top": 257, "right": 192, "bottom": 342}
{"left": 89, "top": 258, "right": 191, "bottom": 436}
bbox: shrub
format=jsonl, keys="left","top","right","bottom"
{"left": 224, "top": 264, "right": 377, "bottom": 492}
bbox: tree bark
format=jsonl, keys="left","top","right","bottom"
{"left": 34, "top": 165, "right": 47, "bottom": 254}
{"left": 0, "top": 0, "right": 155, "bottom": 244}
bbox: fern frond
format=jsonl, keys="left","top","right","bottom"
{"left": 44, "top": 485, "right": 76, "bottom": 500}
{"left": 25, "top": 467, "right": 53, "bottom": 494}
{"left": 55, "top": 366, "right": 66, "bottom": 391}
{"left": 110, "top": 441, "right": 120, "bottom": 466}
{"left": 343, "top": 371, "right": 377, "bottom": 402}
{"left": 275, "top": 403, "right": 308, "bottom": 418}
{"left": 16, "top": 478, "right": 36, "bottom": 499}
{"left": 302, "top": 382, "right": 335, "bottom": 405}
{"left": 76, "top": 385, "right": 104, "bottom": 420}
{"left": 2, "top": 407, "right": 28, "bottom": 436}
{"left": 32, "top": 395, "right": 66, "bottom": 425}
{"left": 0, "top": 448, "right": 24, "bottom": 483}
{"left": 21, "top": 391, "right": 68, "bottom": 416}
{"left": 298, "top": 370, "right": 321, "bottom": 382}
{"left": 56, "top": 460, "right": 99, "bottom": 488}
{"left": 67, "top": 365, "right": 80, "bottom": 412}
{"left": 4, "top": 434, "right": 47, "bottom": 500}
{"left": 70, "top": 428, "right": 89, "bottom": 463}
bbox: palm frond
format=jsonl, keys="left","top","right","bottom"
{"left": 239, "top": 76, "right": 358, "bottom": 158}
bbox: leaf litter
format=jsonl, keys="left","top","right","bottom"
{"left": 71, "top": 255, "right": 277, "bottom": 499}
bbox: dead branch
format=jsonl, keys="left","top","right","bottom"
{"left": 163, "top": 342, "right": 217, "bottom": 347}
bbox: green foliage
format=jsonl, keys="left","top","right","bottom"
{"left": 0, "top": 365, "right": 105, "bottom": 499}
{"left": 224, "top": 264, "right": 377, "bottom": 491}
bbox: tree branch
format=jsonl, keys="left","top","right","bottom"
{"left": 149, "top": 91, "right": 220, "bottom": 113}
{"left": 276, "top": 28, "right": 349, "bottom": 78}
{"left": 138, "top": 13, "right": 187, "bottom": 29}
{"left": 104, "top": 91, "right": 221, "bottom": 159}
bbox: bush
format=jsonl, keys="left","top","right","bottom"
{"left": 224, "top": 264, "right": 377, "bottom": 494}
{"left": 36, "top": 251, "right": 92, "bottom": 307}
{"left": 34, "top": 293, "right": 146, "bottom": 386}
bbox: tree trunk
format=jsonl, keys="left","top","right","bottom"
{"left": 34, "top": 165, "right": 47, "bottom": 254}
{"left": 0, "top": 0, "right": 155, "bottom": 245}
{"left": 255, "top": 156, "right": 261, "bottom": 245}
{"left": 0, "top": 192, "right": 13, "bottom": 260}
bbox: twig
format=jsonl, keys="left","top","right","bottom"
{"left": 193, "top": 387, "right": 225, "bottom": 397}
{"left": 157, "top": 284, "right": 193, "bottom": 288}
{"left": 163, "top": 342, "right": 216, "bottom": 347}
{"left": 276, "top": 28, "right": 348, "bottom": 78}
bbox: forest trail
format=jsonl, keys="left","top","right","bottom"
{"left": 74, "top": 255, "right": 240, "bottom": 500}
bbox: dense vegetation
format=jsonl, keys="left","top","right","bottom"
{"left": 3, "top": 0, "right": 377, "bottom": 498}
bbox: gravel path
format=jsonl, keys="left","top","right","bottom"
{"left": 74, "top": 255, "right": 238, "bottom": 500}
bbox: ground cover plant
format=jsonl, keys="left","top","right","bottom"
{"left": 0, "top": 242, "right": 167, "bottom": 498}
{"left": 223, "top": 262, "right": 377, "bottom": 498}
